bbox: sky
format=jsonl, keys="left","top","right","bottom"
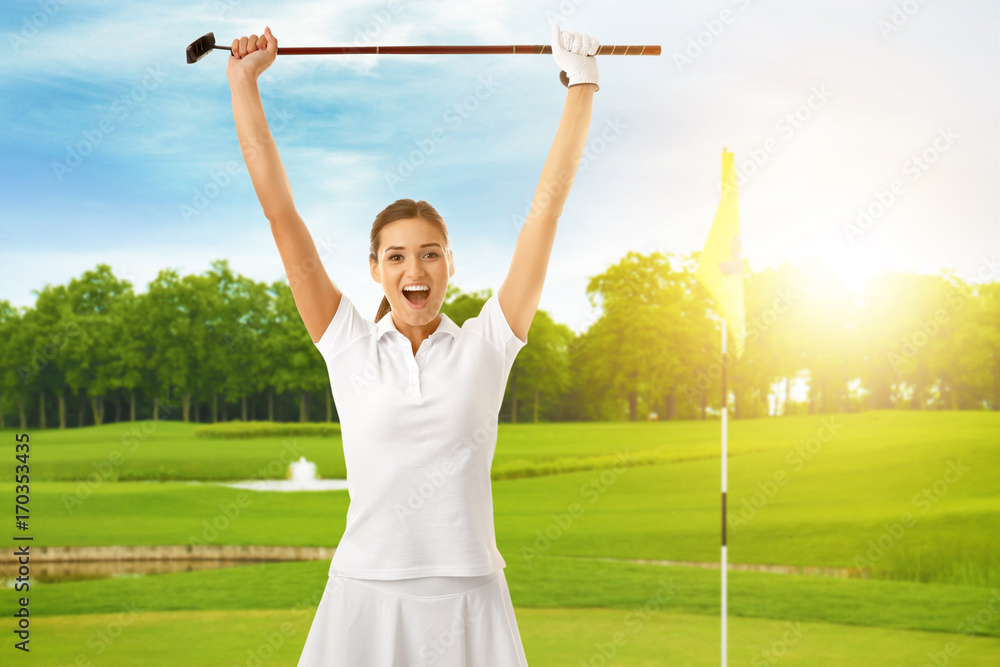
{"left": 1, "top": 0, "right": 997, "bottom": 333}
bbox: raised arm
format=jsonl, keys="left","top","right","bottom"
{"left": 228, "top": 27, "right": 340, "bottom": 344}
{"left": 498, "top": 24, "right": 599, "bottom": 343}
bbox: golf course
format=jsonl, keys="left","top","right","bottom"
{"left": 2, "top": 409, "right": 997, "bottom": 665}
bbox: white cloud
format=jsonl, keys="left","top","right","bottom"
{"left": 2, "top": 0, "right": 997, "bottom": 336}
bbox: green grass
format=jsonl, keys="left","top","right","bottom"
{"left": 9, "top": 556, "right": 1000, "bottom": 664}
{"left": 11, "top": 411, "right": 995, "bottom": 586}
{"left": 1, "top": 411, "right": 998, "bottom": 664}
{"left": 25, "top": 608, "right": 1000, "bottom": 666}
{"left": 25, "top": 461, "right": 993, "bottom": 588}
{"left": 8, "top": 555, "right": 999, "bottom": 638}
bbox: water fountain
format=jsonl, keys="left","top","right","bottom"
{"left": 290, "top": 456, "right": 318, "bottom": 485}
{"left": 218, "top": 456, "right": 350, "bottom": 492}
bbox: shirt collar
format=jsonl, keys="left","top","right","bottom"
{"left": 376, "top": 310, "right": 460, "bottom": 342}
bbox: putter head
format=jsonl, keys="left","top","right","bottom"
{"left": 186, "top": 32, "right": 217, "bottom": 64}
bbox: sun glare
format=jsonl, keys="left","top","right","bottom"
{"left": 802, "top": 244, "right": 884, "bottom": 296}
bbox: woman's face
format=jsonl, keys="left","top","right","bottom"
{"left": 370, "top": 217, "right": 454, "bottom": 325}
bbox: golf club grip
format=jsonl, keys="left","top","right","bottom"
{"left": 275, "top": 44, "right": 660, "bottom": 56}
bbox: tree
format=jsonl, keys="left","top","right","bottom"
{"left": 979, "top": 282, "right": 1000, "bottom": 410}
{"left": 0, "top": 301, "right": 29, "bottom": 429}
{"left": 62, "top": 265, "right": 133, "bottom": 426}
{"left": 507, "top": 309, "right": 573, "bottom": 423}
{"left": 727, "top": 263, "right": 802, "bottom": 418}
{"left": 576, "top": 251, "right": 697, "bottom": 421}
{"left": 141, "top": 269, "right": 193, "bottom": 420}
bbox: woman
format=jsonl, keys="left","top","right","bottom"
{"left": 228, "top": 22, "right": 600, "bottom": 666}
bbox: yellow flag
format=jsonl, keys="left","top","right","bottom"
{"left": 695, "top": 149, "right": 746, "bottom": 358}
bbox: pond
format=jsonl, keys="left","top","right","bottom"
{"left": 1, "top": 457, "right": 344, "bottom": 586}
{"left": 1, "top": 545, "right": 337, "bottom": 586}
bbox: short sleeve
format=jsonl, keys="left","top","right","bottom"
{"left": 314, "top": 293, "right": 372, "bottom": 361}
{"left": 473, "top": 293, "right": 528, "bottom": 357}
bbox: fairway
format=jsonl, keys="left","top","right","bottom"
{"left": 2, "top": 410, "right": 998, "bottom": 664}
{"left": 24, "top": 608, "right": 1000, "bottom": 666}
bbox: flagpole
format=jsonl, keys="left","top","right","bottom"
{"left": 721, "top": 316, "right": 728, "bottom": 666}
{"left": 695, "top": 145, "right": 741, "bottom": 666}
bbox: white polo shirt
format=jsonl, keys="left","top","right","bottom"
{"left": 313, "top": 291, "right": 527, "bottom": 579}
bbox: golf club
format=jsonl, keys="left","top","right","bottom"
{"left": 186, "top": 31, "right": 661, "bottom": 64}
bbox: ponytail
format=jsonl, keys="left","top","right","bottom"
{"left": 375, "top": 295, "right": 391, "bottom": 323}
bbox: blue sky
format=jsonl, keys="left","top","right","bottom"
{"left": 1, "top": 0, "right": 997, "bottom": 332}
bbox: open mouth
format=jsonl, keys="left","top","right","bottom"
{"left": 402, "top": 285, "right": 430, "bottom": 307}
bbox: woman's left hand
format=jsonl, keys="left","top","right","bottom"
{"left": 551, "top": 23, "right": 599, "bottom": 91}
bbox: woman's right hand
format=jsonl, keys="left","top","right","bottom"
{"left": 227, "top": 26, "right": 277, "bottom": 81}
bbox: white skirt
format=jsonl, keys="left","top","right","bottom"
{"left": 297, "top": 568, "right": 529, "bottom": 666}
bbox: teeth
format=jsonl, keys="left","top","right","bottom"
{"left": 403, "top": 285, "right": 429, "bottom": 291}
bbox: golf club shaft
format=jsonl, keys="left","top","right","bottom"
{"left": 214, "top": 44, "right": 660, "bottom": 55}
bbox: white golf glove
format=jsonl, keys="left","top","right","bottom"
{"left": 552, "top": 23, "right": 599, "bottom": 91}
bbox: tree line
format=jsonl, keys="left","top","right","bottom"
{"left": 1, "top": 255, "right": 996, "bottom": 430}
